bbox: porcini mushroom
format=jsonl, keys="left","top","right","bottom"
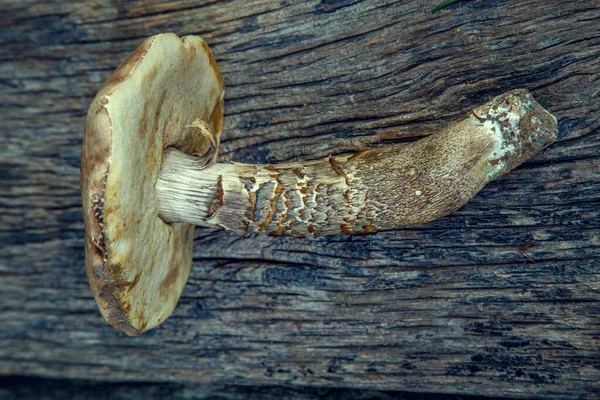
{"left": 81, "top": 33, "right": 558, "bottom": 335}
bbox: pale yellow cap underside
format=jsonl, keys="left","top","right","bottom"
{"left": 81, "top": 33, "right": 223, "bottom": 335}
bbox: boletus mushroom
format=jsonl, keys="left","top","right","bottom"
{"left": 81, "top": 33, "right": 558, "bottom": 335}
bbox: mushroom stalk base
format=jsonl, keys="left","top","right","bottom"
{"left": 156, "top": 90, "right": 557, "bottom": 237}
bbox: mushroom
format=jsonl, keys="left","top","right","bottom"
{"left": 81, "top": 33, "right": 223, "bottom": 335}
{"left": 81, "top": 33, "right": 558, "bottom": 335}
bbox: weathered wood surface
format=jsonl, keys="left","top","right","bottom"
{"left": 0, "top": 376, "right": 506, "bottom": 400}
{"left": 1, "top": 0, "right": 599, "bottom": 398}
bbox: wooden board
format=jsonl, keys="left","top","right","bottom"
{"left": 0, "top": 375, "right": 509, "bottom": 400}
{"left": 1, "top": 0, "right": 599, "bottom": 398}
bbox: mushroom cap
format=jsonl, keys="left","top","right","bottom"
{"left": 80, "top": 33, "right": 223, "bottom": 335}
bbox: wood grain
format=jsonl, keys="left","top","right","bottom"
{"left": 1, "top": 0, "right": 599, "bottom": 398}
{"left": 0, "top": 376, "right": 508, "bottom": 400}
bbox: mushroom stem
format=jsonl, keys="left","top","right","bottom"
{"left": 156, "top": 89, "right": 557, "bottom": 237}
